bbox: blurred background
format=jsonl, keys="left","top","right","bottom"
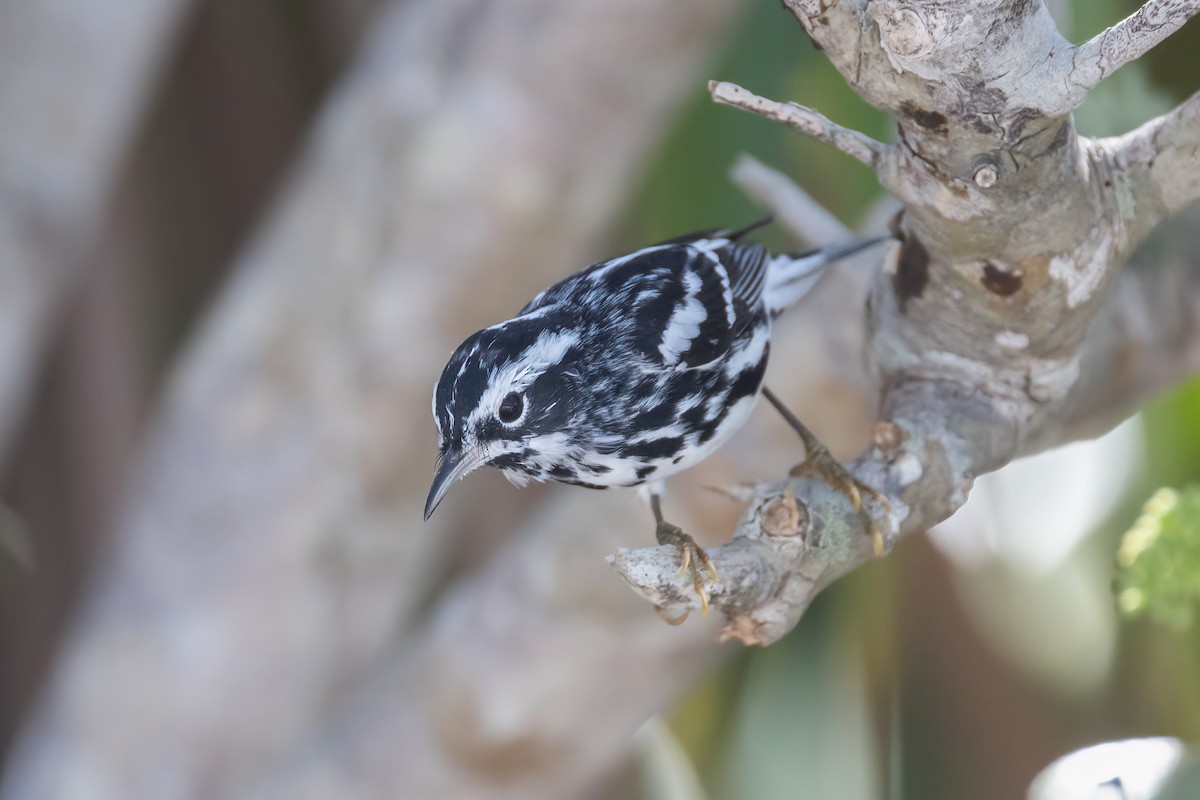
{"left": 0, "top": 0, "right": 1198, "bottom": 798}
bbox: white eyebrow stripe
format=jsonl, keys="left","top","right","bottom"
{"left": 517, "top": 328, "right": 580, "bottom": 380}
{"left": 465, "top": 328, "right": 581, "bottom": 431}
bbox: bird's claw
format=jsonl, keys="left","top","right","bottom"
{"left": 790, "top": 453, "right": 891, "bottom": 557}
{"left": 762, "top": 386, "right": 892, "bottom": 556}
{"left": 655, "top": 520, "right": 718, "bottom": 621}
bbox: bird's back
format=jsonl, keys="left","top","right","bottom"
{"left": 501, "top": 236, "right": 777, "bottom": 487}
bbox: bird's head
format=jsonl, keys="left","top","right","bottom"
{"left": 426, "top": 311, "right": 581, "bottom": 519}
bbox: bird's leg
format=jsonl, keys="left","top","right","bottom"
{"left": 761, "top": 386, "right": 890, "bottom": 556}
{"left": 649, "top": 491, "right": 718, "bottom": 622}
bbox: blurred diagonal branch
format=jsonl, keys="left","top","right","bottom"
{"left": 730, "top": 155, "right": 853, "bottom": 245}
{"left": 1, "top": 0, "right": 743, "bottom": 798}
{"left": 0, "top": 0, "right": 189, "bottom": 463}
{"left": 250, "top": 490, "right": 729, "bottom": 800}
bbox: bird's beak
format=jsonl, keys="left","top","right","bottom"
{"left": 424, "top": 446, "right": 487, "bottom": 521}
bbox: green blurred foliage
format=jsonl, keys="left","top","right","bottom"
{"left": 1117, "top": 487, "right": 1200, "bottom": 629}
{"left": 1141, "top": 379, "right": 1200, "bottom": 485}
{"left": 1157, "top": 755, "right": 1200, "bottom": 800}
{"left": 618, "top": 0, "right": 887, "bottom": 252}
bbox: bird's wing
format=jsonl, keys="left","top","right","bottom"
{"left": 517, "top": 231, "right": 772, "bottom": 371}
{"left": 691, "top": 240, "right": 769, "bottom": 323}
{"left": 519, "top": 219, "right": 772, "bottom": 318}
{"left": 605, "top": 240, "right": 770, "bottom": 370}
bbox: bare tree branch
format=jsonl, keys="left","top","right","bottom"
{"left": 1094, "top": 90, "right": 1200, "bottom": 248}
{"left": 616, "top": 2, "right": 1200, "bottom": 639}
{"left": 1028, "top": 208, "right": 1200, "bottom": 450}
{"left": 1059, "top": 0, "right": 1200, "bottom": 112}
{"left": 0, "top": 0, "right": 189, "bottom": 463}
{"left": 710, "top": 81, "right": 886, "bottom": 168}
{"left": 615, "top": 371, "right": 1006, "bottom": 641}
{"left": 615, "top": 200, "right": 1200, "bottom": 641}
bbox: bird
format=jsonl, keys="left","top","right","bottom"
{"left": 426, "top": 219, "right": 888, "bottom": 618}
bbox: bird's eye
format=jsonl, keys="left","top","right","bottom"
{"left": 498, "top": 392, "right": 524, "bottom": 424}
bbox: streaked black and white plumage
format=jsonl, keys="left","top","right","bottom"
{"left": 425, "top": 221, "right": 882, "bottom": 524}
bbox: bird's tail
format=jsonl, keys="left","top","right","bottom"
{"left": 764, "top": 236, "right": 888, "bottom": 317}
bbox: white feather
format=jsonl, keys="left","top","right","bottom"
{"left": 690, "top": 239, "right": 737, "bottom": 326}
{"left": 763, "top": 252, "right": 833, "bottom": 316}
{"left": 658, "top": 269, "right": 707, "bottom": 365}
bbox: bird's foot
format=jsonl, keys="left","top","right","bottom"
{"left": 760, "top": 387, "right": 891, "bottom": 556}
{"left": 655, "top": 519, "right": 719, "bottom": 623}
{"left": 789, "top": 453, "right": 890, "bottom": 556}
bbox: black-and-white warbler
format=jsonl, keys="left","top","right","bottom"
{"left": 426, "top": 220, "right": 887, "bottom": 615}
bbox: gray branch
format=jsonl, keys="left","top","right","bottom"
{"left": 1094, "top": 89, "right": 1200, "bottom": 247}
{"left": 730, "top": 154, "right": 854, "bottom": 244}
{"left": 709, "top": 81, "right": 886, "bottom": 168}
{"left": 1057, "top": 0, "right": 1200, "bottom": 112}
